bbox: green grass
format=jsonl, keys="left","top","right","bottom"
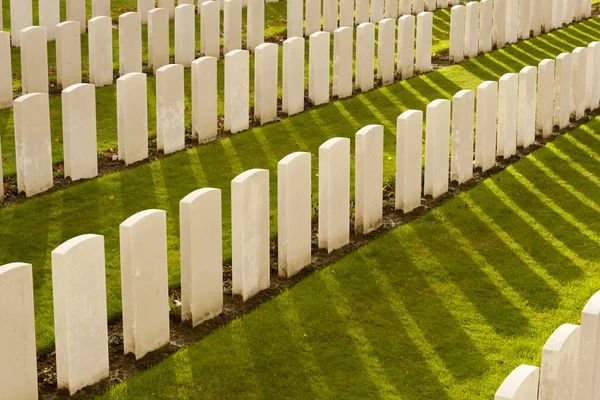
{"left": 100, "top": 115, "right": 600, "bottom": 399}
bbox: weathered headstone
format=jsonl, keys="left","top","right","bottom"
{"left": 224, "top": 0, "right": 242, "bottom": 52}
{"left": 465, "top": 2, "right": 478, "bottom": 58}
{"left": 283, "top": 37, "right": 305, "bottom": 116}
{"left": 479, "top": 0, "right": 493, "bottom": 53}
{"left": 287, "top": 0, "right": 303, "bottom": 36}
{"left": 493, "top": 0, "right": 506, "bottom": 48}
{"left": 497, "top": 73, "right": 518, "bottom": 158}
{"left": 495, "top": 365, "right": 539, "bottom": 400}
{"left": 397, "top": 15, "right": 415, "bottom": 79}
{"left": 306, "top": 0, "right": 321, "bottom": 35}
{"left": 474, "top": 81, "right": 497, "bottom": 172}
{"left": 0, "top": 33, "right": 12, "bottom": 109}
{"left": 247, "top": 0, "right": 264, "bottom": 51}
{"left": 20, "top": 26, "right": 49, "bottom": 95}
{"left": 56, "top": 21, "right": 82, "bottom": 89}
{"left": 451, "top": 90, "right": 474, "bottom": 184}
{"left": 201, "top": 1, "right": 220, "bottom": 58}
{"left": 396, "top": 110, "right": 423, "bottom": 213}
{"left": 192, "top": 57, "right": 218, "bottom": 142}
{"left": 539, "top": 324, "right": 581, "bottom": 400}
{"left": 66, "top": 0, "right": 86, "bottom": 34}
{"left": 175, "top": 4, "right": 195, "bottom": 67}
{"left": 517, "top": 66, "right": 537, "bottom": 148}
{"left": 333, "top": 27, "right": 353, "bottom": 99}
{"left": 571, "top": 47, "right": 588, "bottom": 120}
{"left": 255, "top": 43, "right": 279, "bottom": 124}
{"left": 355, "top": 125, "right": 384, "bottom": 235}
{"left": 89, "top": 17, "right": 114, "bottom": 87}
{"left": 148, "top": 8, "right": 170, "bottom": 73}
{"left": 39, "top": 0, "right": 60, "bottom": 40}
{"left": 424, "top": 99, "right": 450, "bottom": 198}
{"left": 119, "top": 12, "right": 143, "bottom": 75}
{"left": 537, "top": 59, "right": 555, "bottom": 138}
{"left": 225, "top": 50, "right": 249, "bottom": 133}
{"left": 323, "top": 0, "right": 338, "bottom": 32}
{"left": 554, "top": 52, "right": 572, "bottom": 129}
{"left": 10, "top": 0, "right": 32, "bottom": 47}
{"left": 117, "top": 73, "right": 149, "bottom": 165}
{"left": 378, "top": 18, "right": 396, "bottom": 85}
{"left": 449, "top": 5, "right": 466, "bottom": 63}
{"left": 356, "top": 22, "right": 375, "bottom": 92}
{"left": 156, "top": 64, "right": 185, "bottom": 154}
{"left": 416, "top": 12, "right": 433, "bottom": 73}
{"left": 309, "top": 32, "right": 331, "bottom": 106}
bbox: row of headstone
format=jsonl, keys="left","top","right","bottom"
{"left": 495, "top": 291, "right": 600, "bottom": 400}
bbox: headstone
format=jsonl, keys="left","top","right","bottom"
{"left": 148, "top": 8, "right": 170, "bottom": 73}
{"left": 378, "top": 18, "right": 395, "bottom": 85}
{"left": 306, "top": 0, "right": 321, "bottom": 35}
{"left": 0, "top": 0, "right": 2, "bottom": 31}
{"left": 495, "top": 365, "right": 539, "bottom": 400}
{"left": 119, "top": 12, "right": 143, "bottom": 75}
{"left": 62, "top": 84, "right": 98, "bottom": 181}
{"left": 449, "top": 5, "right": 466, "bottom": 63}
{"left": 287, "top": 0, "right": 303, "bottom": 36}
{"left": 588, "top": 42, "right": 600, "bottom": 111}
{"left": 225, "top": 50, "right": 249, "bottom": 133}
{"left": 137, "top": 0, "right": 155, "bottom": 24}
{"left": 192, "top": 57, "right": 218, "bottom": 142}
{"left": 180, "top": 188, "right": 223, "bottom": 327}
{"left": 506, "top": 0, "right": 518, "bottom": 44}
{"left": 355, "top": 125, "right": 384, "bottom": 235}
{"left": 66, "top": 0, "right": 86, "bottom": 33}
{"left": 413, "top": 0, "right": 425, "bottom": 14}
{"left": 13, "top": 93, "right": 53, "bottom": 196}
{"left": 0, "top": 263, "right": 37, "bottom": 400}
{"left": 517, "top": 66, "right": 537, "bottom": 149}
{"left": 156, "top": 64, "right": 185, "bottom": 154}
{"left": 531, "top": 0, "right": 542, "bottom": 36}
{"left": 283, "top": 37, "right": 305, "bottom": 116}
{"left": 56, "top": 21, "right": 82, "bottom": 89}
{"left": 10, "top": 0, "right": 32, "bottom": 46}
{"left": 224, "top": 0, "right": 242, "bottom": 53}
{"left": 232, "top": 169, "right": 271, "bottom": 301}
{"left": 584, "top": 0, "right": 592, "bottom": 18}
{"left": 333, "top": 27, "right": 353, "bottom": 99}
{"left": 385, "top": 0, "right": 398, "bottom": 19}
{"left": 518, "top": 0, "right": 531, "bottom": 40}
{"left": 493, "top": 0, "right": 506, "bottom": 48}
{"left": 576, "top": 291, "right": 600, "bottom": 400}
{"left": 89, "top": 17, "right": 114, "bottom": 87}
{"left": 416, "top": 12, "right": 433, "bottom": 73}
{"left": 120, "top": 210, "right": 170, "bottom": 360}
{"left": 158, "top": 0, "right": 175, "bottom": 19}
{"left": 278, "top": 152, "right": 312, "bottom": 278}
{"left": 551, "top": 0, "right": 561, "bottom": 29}
{"left": 542, "top": 0, "right": 553, "bottom": 32}
{"left": 437, "top": 0, "right": 448, "bottom": 8}
{"left": 497, "top": 73, "right": 518, "bottom": 158}
{"left": 309, "top": 32, "right": 331, "bottom": 106}
{"left": 356, "top": 22, "right": 375, "bottom": 92}
{"left": 425, "top": 0, "right": 436, "bottom": 11}
{"left": 20, "top": 26, "right": 49, "bottom": 95}
{"left": 255, "top": 43, "right": 279, "bottom": 124}
{"left": 451, "top": 90, "right": 474, "bottom": 184}
{"left": 371, "top": 0, "right": 384, "bottom": 23}
{"left": 39, "top": 0, "right": 60, "bottom": 40}
{"left": 537, "top": 59, "right": 555, "bottom": 138}
{"left": 574, "top": 0, "right": 582, "bottom": 22}
{"left": 201, "top": 1, "right": 220, "bottom": 58}
{"left": 175, "top": 4, "right": 195, "bottom": 67}
{"left": 117, "top": 73, "right": 149, "bottom": 165}
{"left": 0, "top": 33, "right": 12, "bottom": 109}
{"left": 396, "top": 110, "right": 423, "bottom": 213}
{"left": 479, "top": 0, "right": 492, "bottom": 53}
{"left": 539, "top": 324, "right": 581, "bottom": 400}
{"left": 52, "top": 235, "right": 109, "bottom": 395}
{"left": 92, "top": 0, "right": 111, "bottom": 17}
{"left": 571, "top": 47, "right": 588, "bottom": 120}
{"left": 465, "top": 2, "right": 478, "bottom": 58}
{"left": 323, "top": 0, "right": 338, "bottom": 32}
{"left": 247, "top": 0, "right": 264, "bottom": 51}
{"left": 397, "top": 15, "right": 415, "bottom": 79}
{"left": 400, "top": 0, "right": 411, "bottom": 15}
{"left": 474, "top": 81, "right": 497, "bottom": 172}
{"left": 554, "top": 52, "right": 572, "bottom": 129}
{"left": 424, "top": 99, "right": 450, "bottom": 199}
{"left": 319, "top": 138, "right": 350, "bottom": 253}
{"left": 340, "top": 0, "right": 354, "bottom": 27}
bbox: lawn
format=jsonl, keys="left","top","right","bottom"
{"left": 100, "top": 114, "right": 600, "bottom": 399}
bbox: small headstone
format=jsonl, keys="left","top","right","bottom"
{"left": 340, "top": 0, "right": 354, "bottom": 27}
{"left": 530, "top": 0, "right": 542, "bottom": 36}
{"left": 587, "top": 42, "right": 600, "bottom": 111}
{"left": 158, "top": 0, "right": 175, "bottom": 19}
{"left": 385, "top": 0, "right": 398, "bottom": 19}
{"left": 370, "top": 0, "right": 384, "bottom": 23}
{"left": 356, "top": 0, "right": 369, "bottom": 24}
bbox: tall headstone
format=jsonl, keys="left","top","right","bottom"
{"left": 89, "top": 17, "right": 114, "bottom": 87}
{"left": 309, "top": 32, "right": 330, "bottom": 106}
{"left": 148, "top": 8, "right": 170, "bottom": 73}
{"left": 479, "top": 0, "right": 493, "bottom": 53}
{"left": 20, "top": 26, "right": 49, "bottom": 95}
{"left": 306, "top": 0, "right": 321, "bottom": 35}
{"left": 137, "top": 0, "right": 155, "bottom": 24}
{"left": 333, "top": 27, "right": 353, "bottom": 99}
{"left": 474, "top": 81, "right": 497, "bottom": 172}
{"left": 66, "top": 0, "right": 86, "bottom": 33}
{"left": 449, "top": 5, "right": 466, "bottom": 63}
{"left": 10, "top": 0, "right": 33, "bottom": 46}
{"left": 588, "top": 42, "right": 600, "bottom": 111}
{"left": 517, "top": 66, "right": 537, "bottom": 149}
{"left": 255, "top": 43, "right": 279, "bottom": 124}
{"left": 396, "top": 110, "right": 423, "bottom": 213}
{"left": 224, "top": 0, "right": 242, "bottom": 53}
{"left": 537, "top": 59, "right": 555, "bottom": 138}
{"left": 356, "top": 0, "right": 369, "bottom": 24}
{"left": 175, "top": 4, "right": 195, "bottom": 67}
{"left": 283, "top": 37, "right": 305, "bottom": 116}
{"left": 424, "top": 99, "right": 450, "bottom": 199}
{"left": 92, "top": 0, "right": 111, "bottom": 17}
{"left": 465, "top": 2, "right": 479, "bottom": 58}
{"left": 495, "top": 365, "right": 539, "bottom": 400}
{"left": 356, "top": 22, "right": 375, "bottom": 92}
{"left": 385, "top": 0, "right": 398, "bottom": 19}
{"left": 201, "top": 1, "right": 220, "bottom": 58}
{"left": 413, "top": 0, "right": 425, "bottom": 14}
{"left": 425, "top": 0, "right": 436, "bottom": 11}
{"left": 531, "top": 0, "right": 542, "bottom": 36}
{"left": 572, "top": 47, "right": 588, "bottom": 120}
{"left": 247, "top": 0, "right": 264, "bottom": 51}
{"left": 0, "top": 33, "right": 12, "bottom": 109}
{"left": 287, "top": 0, "right": 303, "bottom": 37}
{"left": 117, "top": 73, "right": 149, "bottom": 165}
{"left": 451, "top": 90, "right": 474, "bottom": 184}
{"left": 493, "top": 0, "right": 507, "bottom": 48}
{"left": 378, "top": 18, "right": 395, "bottom": 85}
{"left": 542, "top": 0, "right": 554, "bottom": 32}
{"left": 497, "top": 73, "right": 518, "bottom": 158}
{"left": 397, "top": 15, "right": 415, "bottom": 79}
{"left": 416, "top": 12, "right": 433, "bottom": 73}
{"left": 575, "top": 292, "right": 600, "bottom": 400}
{"left": 56, "top": 21, "right": 82, "bottom": 89}
{"left": 355, "top": 125, "right": 384, "bottom": 235}
{"left": 192, "top": 57, "right": 218, "bottom": 142}
{"left": 39, "top": 0, "right": 60, "bottom": 40}
{"left": 554, "top": 53, "right": 572, "bottom": 129}
{"left": 539, "top": 324, "right": 581, "bottom": 400}
{"left": 224, "top": 50, "right": 249, "bottom": 133}
{"left": 518, "top": 0, "right": 531, "bottom": 39}
{"left": 505, "top": 0, "right": 518, "bottom": 44}
{"left": 399, "top": 0, "right": 411, "bottom": 15}
{"left": 340, "top": 0, "right": 354, "bottom": 27}
{"left": 158, "top": 0, "right": 175, "bottom": 19}
{"left": 156, "top": 64, "right": 185, "bottom": 154}
{"left": 119, "top": 12, "right": 143, "bottom": 75}
{"left": 323, "top": 0, "right": 338, "bottom": 31}
{"left": 371, "top": 0, "right": 384, "bottom": 23}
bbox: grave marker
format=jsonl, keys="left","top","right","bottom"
{"left": 355, "top": 125, "right": 384, "bottom": 235}
{"left": 396, "top": 110, "right": 423, "bottom": 213}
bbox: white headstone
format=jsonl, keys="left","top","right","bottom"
{"left": 119, "top": 12, "right": 143, "bottom": 75}
{"left": 479, "top": 0, "right": 493, "bottom": 53}
{"left": 200, "top": 1, "right": 220, "bottom": 58}
{"left": 14, "top": 93, "right": 53, "bottom": 196}
{"left": 493, "top": 0, "right": 506, "bottom": 48}
{"left": 148, "top": 8, "right": 170, "bottom": 73}
{"left": 424, "top": 99, "right": 450, "bottom": 199}
{"left": 224, "top": 0, "right": 242, "bottom": 53}
{"left": 572, "top": 47, "right": 588, "bottom": 120}
{"left": 309, "top": 32, "right": 331, "bottom": 106}
{"left": 120, "top": 209, "right": 170, "bottom": 360}
{"left": 576, "top": 292, "right": 600, "bottom": 400}
{"left": 56, "top": 21, "right": 82, "bottom": 89}
{"left": 340, "top": 0, "right": 354, "bottom": 27}
{"left": 356, "top": 22, "right": 375, "bottom": 92}
{"left": 517, "top": 66, "right": 537, "bottom": 149}
{"left": 117, "top": 73, "right": 149, "bottom": 165}
{"left": 542, "top": 0, "right": 553, "bottom": 32}
{"left": 397, "top": 15, "right": 415, "bottom": 79}
{"left": 92, "top": 0, "right": 111, "bottom": 17}
{"left": 52, "top": 235, "right": 109, "bottom": 395}
{"left": 539, "top": 324, "right": 581, "bottom": 400}
{"left": 495, "top": 365, "right": 539, "bottom": 400}
{"left": 287, "top": 0, "right": 303, "bottom": 36}
{"left": 323, "top": 0, "right": 338, "bottom": 31}
{"left": 192, "top": 57, "right": 218, "bottom": 142}
{"left": 465, "top": 2, "right": 478, "bottom": 58}
{"left": 588, "top": 42, "right": 600, "bottom": 111}
{"left": 371, "top": 0, "right": 384, "bottom": 23}
{"left": 283, "top": 37, "right": 305, "bottom": 116}
{"left": 0, "top": 33, "right": 12, "bottom": 109}
{"left": 10, "top": 0, "right": 32, "bottom": 46}
{"left": 413, "top": 0, "right": 425, "bottom": 14}
{"left": 531, "top": 0, "right": 542, "bottom": 36}
{"left": 396, "top": 110, "right": 423, "bottom": 213}
{"left": 416, "top": 12, "right": 433, "bottom": 73}
{"left": 0, "top": 263, "right": 37, "bottom": 400}
{"left": 20, "top": 26, "right": 49, "bottom": 95}
{"left": 180, "top": 188, "right": 223, "bottom": 326}
{"left": 449, "top": 5, "right": 466, "bottom": 63}
{"left": 62, "top": 84, "right": 98, "bottom": 181}
{"left": 551, "top": 0, "right": 561, "bottom": 29}
{"left": 385, "top": 0, "right": 398, "bottom": 19}
{"left": 306, "top": 0, "right": 321, "bottom": 35}
{"left": 158, "top": 0, "right": 175, "bottom": 19}
{"left": 225, "top": 50, "right": 249, "bottom": 133}
{"left": 156, "top": 64, "right": 185, "bottom": 154}
{"left": 355, "top": 125, "right": 384, "bottom": 235}
{"left": 333, "top": 27, "right": 353, "bottom": 99}
{"left": 505, "top": 0, "right": 518, "bottom": 44}
{"left": 137, "top": 0, "right": 155, "bottom": 24}
{"left": 66, "top": 0, "right": 86, "bottom": 33}
{"left": 573, "top": 0, "right": 582, "bottom": 22}
{"left": 39, "top": 0, "right": 60, "bottom": 40}
{"left": 232, "top": 169, "right": 271, "bottom": 301}
{"left": 475, "top": 81, "right": 497, "bottom": 172}
{"left": 451, "top": 90, "right": 474, "bottom": 184}
{"left": 497, "top": 73, "right": 518, "bottom": 158}
{"left": 518, "top": 0, "right": 531, "bottom": 40}
{"left": 554, "top": 52, "right": 572, "bottom": 129}
{"left": 89, "top": 17, "right": 114, "bottom": 87}
{"left": 247, "top": 0, "right": 264, "bottom": 51}
{"left": 399, "top": 0, "right": 411, "bottom": 15}
{"left": 278, "top": 152, "right": 312, "bottom": 278}
{"left": 254, "top": 43, "right": 279, "bottom": 124}
{"left": 175, "top": 5, "right": 195, "bottom": 67}
{"left": 537, "top": 59, "right": 555, "bottom": 138}
{"left": 425, "top": 0, "right": 436, "bottom": 11}
{"left": 319, "top": 138, "right": 350, "bottom": 253}
{"left": 378, "top": 18, "right": 395, "bottom": 85}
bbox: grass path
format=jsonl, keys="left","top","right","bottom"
{"left": 0, "top": 16, "right": 598, "bottom": 355}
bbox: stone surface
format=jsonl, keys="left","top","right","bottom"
{"left": 287, "top": 0, "right": 303, "bottom": 36}
{"left": 531, "top": 0, "right": 542, "bottom": 36}
{"left": 340, "top": 0, "right": 354, "bottom": 27}
{"left": 120, "top": 210, "right": 170, "bottom": 360}
{"left": 225, "top": 50, "right": 250, "bottom": 133}
{"left": 399, "top": 0, "right": 411, "bottom": 15}
{"left": 517, "top": 66, "right": 537, "bottom": 149}
{"left": 119, "top": 12, "right": 143, "bottom": 75}
{"left": 309, "top": 32, "right": 330, "bottom": 106}
{"left": 475, "top": 81, "right": 497, "bottom": 172}
{"left": 493, "top": 0, "right": 506, "bottom": 48}
{"left": 148, "top": 8, "right": 170, "bottom": 73}
{"left": 498, "top": 73, "right": 518, "bottom": 158}
{"left": 67, "top": 0, "right": 86, "bottom": 33}
{"left": 495, "top": 365, "right": 539, "bottom": 400}
{"left": 537, "top": 59, "right": 555, "bottom": 138}
{"left": 39, "top": 0, "right": 60, "bottom": 40}
{"left": 451, "top": 90, "right": 474, "bottom": 184}
{"left": 506, "top": 0, "right": 518, "bottom": 44}
{"left": 539, "top": 324, "right": 581, "bottom": 400}
{"left": 20, "top": 26, "right": 49, "bottom": 95}
{"left": 554, "top": 52, "right": 572, "bottom": 129}
{"left": 156, "top": 64, "right": 185, "bottom": 154}
{"left": 319, "top": 138, "right": 350, "bottom": 253}
{"left": 355, "top": 125, "right": 384, "bottom": 235}
{"left": 465, "top": 2, "right": 478, "bottom": 58}
{"left": 333, "top": 27, "right": 353, "bottom": 99}
{"left": 479, "top": 0, "right": 492, "bottom": 53}
{"left": 137, "top": 0, "right": 155, "bottom": 24}
{"left": 201, "top": 1, "right": 220, "bottom": 58}
{"left": 385, "top": 0, "right": 398, "bottom": 19}
{"left": 117, "top": 73, "right": 149, "bottom": 165}
{"left": 576, "top": 291, "right": 600, "bottom": 400}
{"left": 572, "top": 47, "right": 588, "bottom": 120}
{"left": 424, "top": 99, "right": 450, "bottom": 199}
{"left": 323, "top": 0, "right": 338, "bottom": 31}
{"left": 62, "top": 84, "right": 98, "bottom": 181}
{"left": 192, "top": 57, "right": 218, "bottom": 142}
{"left": 247, "top": 0, "right": 264, "bottom": 51}
{"left": 158, "top": 0, "right": 175, "bottom": 19}
{"left": 356, "top": 22, "right": 375, "bottom": 92}
{"left": 425, "top": 0, "right": 435, "bottom": 11}
{"left": 542, "top": 0, "right": 554, "bottom": 32}
{"left": 306, "top": 0, "right": 321, "bottom": 35}
{"left": 89, "top": 17, "right": 114, "bottom": 87}
{"left": 224, "top": 0, "right": 242, "bottom": 53}
{"left": 378, "top": 18, "right": 395, "bottom": 85}
{"left": 449, "top": 5, "right": 465, "bottom": 63}
{"left": 413, "top": 0, "right": 425, "bottom": 14}
{"left": 10, "top": 0, "right": 32, "bottom": 46}
{"left": 254, "top": 43, "right": 279, "bottom": 124}
{"left": 283, "top": 37, "right": 305, "bottom": 116}
{"left": 396, "top": 110, "right": 423, "bottom": 213}
{"left": 397, "top": 15, "right": 415, "bottom": 79}
{"left": 0, "top": 263, "right": 37, "bottom": 400}
{"left": 175, "top": 5, "right": 195, "bottom": 67}
{"left": 56, "top": 21, "right": 82, "bottom": 89}
{"left": 416, "top": 12, "right": 433, "bottom": 73}
{"left": 52, "top": 235, "right": 109, "bottom": 395}
{"left": 180, "top": 188, "right": 223, "bottom": 327}
{"left": 518, "top": 0, "right": 531, "bottom": 39}
{"left": 0, "top": 33, "right": 12, "bottom": 109}
{"left": 278, "top": 152, "right": 312, "bottom": 278}
{"left": 92, "top": 0, "right": 111, "bottom": 17}
{"left": 14, "top": 93, "right": 53, "bottom": 197}
{"left": 588, "top": 42, "right": 600, "bottom": 110}
{"left": 232, "top": 169, "right": 271, "bottom": 301}
{"left": 370, "top": 0, "right": 384, "bottom": 23}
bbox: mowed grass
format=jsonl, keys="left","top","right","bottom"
{"left": 0, "top": 17, "right": 598, "bottom": 355}
{"left": 101, "top": 115, "right": 600, "bottom": 399}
